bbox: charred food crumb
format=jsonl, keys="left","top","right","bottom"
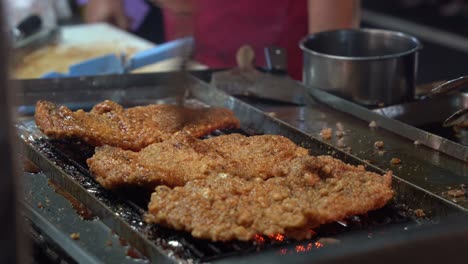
{"left": 320, "top": 128, "right": 333, "bottom": 140}
{"left": 70, "top": 232, "right": 80, "bottom": 240}
{"left": 374, "top": 141, "right": 384, "bottom": 149}
{"left": 369, "top": 121, "right": 377, "bottom": 128}
{"left": 414, "top": 209, "right": 426, "bottom": 218}
{"left": 37, "top": 202, "right": 43, "bottom": 209}
{"left": 390, "top": 158, "right": 401, "bottom": 165}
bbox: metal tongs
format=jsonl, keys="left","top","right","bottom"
{"left": 427, "top": 75, "right": 468, "bottom": 98}
{"left": 427, "top": 75, "right": 468, "bottom": 127}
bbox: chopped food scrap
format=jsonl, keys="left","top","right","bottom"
{"left": 267, "top": 112, "right": 277, "bottom": 118}
{"left": 335, "top": 130, "right": 345, "bottom": 138}
{"left": 390, "top": 158, "right": 401, "bottom": 165}
{"left": 414, "top": 209, "right": 426, "bottom": 218}
{"left": 320, "top": 128, "right": 333, "bottom": 140}
{"left": 374, "top": 141, "right": 384, "bottom": 149}
{"left": 447, "top": 189, "right": 465, "bottom": 198}
{"left": 70, "top": 232, "right": 80, "bottom": 240}
{"left": 369, "top": 121, "right": 377, "bottom": 128}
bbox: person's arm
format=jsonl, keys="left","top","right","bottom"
{"left": 83, "top": 0, "right": 130, "bottom": 30}
{"left": 308, "top": 0, "right": 361, "bottom": 34}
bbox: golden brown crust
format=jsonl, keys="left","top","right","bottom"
{"left": 146, "top": 157, "right": 393, "bottom": 241}
{"left": 87, "top": 133, "right": 311, "bottom": 189}
{"left": 34, "top": 100, "right": 240, "bottom": 151}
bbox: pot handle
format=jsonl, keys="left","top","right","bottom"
{"left": 264, "top": 46, "right": 287, "bottom": 74}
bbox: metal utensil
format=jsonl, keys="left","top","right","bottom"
{"left": 428, "top": 75, "right": 468, "bottom": 98}
{"left": 443, "top": 108, "right": 468, "bottom": 127}
{"left": 211, "top": 45, "right": 306, "bottom": 105}
{"left": 41, "top": 37, "right": 194, "bottom": 78}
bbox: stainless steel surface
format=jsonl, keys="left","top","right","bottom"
{"left": 300, "top": 28, "right": 421, "bottom": 106}
{"left": 429, "top": 75, "right": 468, "bottom": 98}
{"left": 374, "top": 93, "right": 468, "bottom": 155}
{"left": 15, "top": 72, "right": 468, "bottom": 262}
{"left": 23, "top": 171, "right": 147, "bottom": 263}
{"left": 212, "top": 46, "right": 305, "bottom": 105}
{"left": 172, "top": 37, "right": 193, "bottom": 106}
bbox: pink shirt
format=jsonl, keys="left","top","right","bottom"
{"left": 164, "top": 0, "right": 308, "bottom": 80}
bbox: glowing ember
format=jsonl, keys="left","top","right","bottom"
{"left": 270, "top": 233, "right": 285, "bottom": 242}
{"left": 314, "top": 241, "right": 324, "bottom": 248}
{"left": 295, "top": 245, "right": 306, "bottom": 253}
{"left": 253, "top": 234, "right": 265, "bottom": 244}
{"left": 306, "top": 243, "right": 313, "bottom": 251}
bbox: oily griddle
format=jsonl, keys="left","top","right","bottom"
{"left": 146, "top": 155, "right": 393, "bottom": 241}
{"left": 35, "top": 100, "right": 240, "bottom": 151}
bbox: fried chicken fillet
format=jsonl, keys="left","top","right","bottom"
{"left": 146, "top": 156, "right": 393, "bottom": 241}
{"left": 35, "top": 100, "right": 240, "bottom": 151}
{"left": 87, "top": 133, "right": 311, "bottom": 189}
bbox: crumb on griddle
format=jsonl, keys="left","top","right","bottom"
{"left": 317, "top": 237, "right": 341, "bottom": 245}
{"left": 320, "top": 128, "right": 333, "bottom": 140}
{"left": 369, "top": 120, "right": 377, "bottom": 128}
{"left": 337, "top": 138, "right": 346, "bottom": 148}
{"left": 335, "top": 130, "right": 345, "bottom": 138}
{"left": 374, "top": 141, "right": 384, "bottom": 149}
{"left": 336, "top": 122, "right": 344, "bottom": 131}
{"left": 390, "top": 158, "right": 401, "bottom": 165}
{"left": 414, "top": 140, "right": 420, "bottom": 145}
{"left": 267, "top": 112, "right": 277, "bottom": 118}
{"left": 447, "top": 189, "right": 465, "bottom": 197}
{"left": 37, "top": 202, "right": 43, "bottom": 209}
{"left": 70, "top": 232, "right": 80, "bottom": 240}
{"left": 414, "top": 209, "right": 426, "bottom": 218}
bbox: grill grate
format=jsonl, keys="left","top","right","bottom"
{"left": 26, "top": 125, "right": 423, "bottom": 262}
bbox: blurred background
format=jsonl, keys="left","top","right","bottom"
{"left": 8, "top": 0, "right": 468, "bottom": 84}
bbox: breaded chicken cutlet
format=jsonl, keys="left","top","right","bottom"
{"left": 35, "top": 100, "right": 240, "bottom": 151}
{"left": 146, "top": 156, "right": 393, "bottom": 241}
{"left": 87, "top": 133, "right": 312, "bottom": 189}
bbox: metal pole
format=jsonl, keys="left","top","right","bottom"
{"left": 0, "top": 1, "right": 27, "bottom": 263}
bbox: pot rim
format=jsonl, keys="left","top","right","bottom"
{"left": 299, "top": 28, "right": 422, "bottom": 61}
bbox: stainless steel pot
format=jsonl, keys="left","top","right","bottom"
{"left": 300, "top": 29, "right": 422, "bottom": 106}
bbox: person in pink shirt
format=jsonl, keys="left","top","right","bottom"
{"left": 83, "top": 0, "right": 360, "bottom": 79}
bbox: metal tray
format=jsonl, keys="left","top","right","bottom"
{"left": 374, "top": 93, "right": 468, "bottom": 145}
{"left": 16, "top": 73, "right": 467, "bottom": 263}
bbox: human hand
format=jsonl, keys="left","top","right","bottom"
{"left": 84, "top": 0, "right": 130, "bottom": 30}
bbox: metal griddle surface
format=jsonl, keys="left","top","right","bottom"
{"left": 16, "top": 73, "right": 467, "bottom": 263}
